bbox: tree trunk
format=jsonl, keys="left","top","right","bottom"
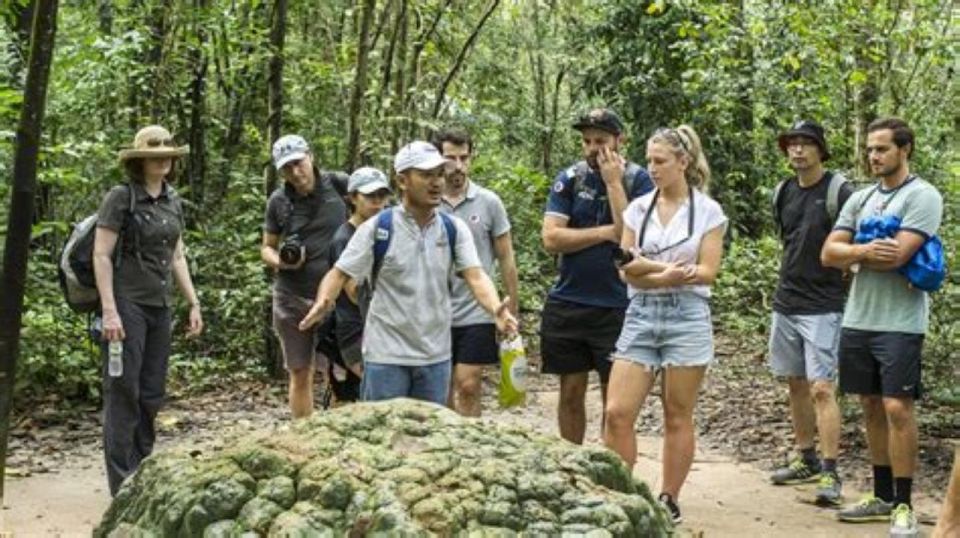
{"left": 97, "top": 0, "right": 113, "bottom": 34}
{"left": 389, "top": 0, "right": 408, "bottom": 158}
{"left": 0, "top": 0, "right": 58, "bottom": 501}
{"left": 146, "top": 0, "right": 172, "bottom": 121}
{"left": 345, "top": 0, "right": 377, "bottom": 171}
{"left": 263, "top": 0, "right": 287, "bottom": 377}
{"left": 405, "top": 0, "right": 451, "bottom": 138}
{"left": 185, "top": 0, "right": 209, "bottom": 214}
{"left": 430, "top": 0, "right": 500, "bottom": 119}
{"left": 265, "top": 0, "right": 286, "bottom": 196}
{"left": 376, "top": 0, "right": 405, "bottom": 121}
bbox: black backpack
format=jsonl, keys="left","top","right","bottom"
{"left": 58, "top": 185, "right": 137, "bottom": 313}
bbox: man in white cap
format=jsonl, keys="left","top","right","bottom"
{"left": 300, "top": 141, "right": 518, "bottom": 404}
{"left": 261, "top": 134, "right": 347, "bottom": 418}
{"left": 325, "top": 166, "right": 392, "bottom": 398}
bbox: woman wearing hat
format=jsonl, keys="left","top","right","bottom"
{"left": 93, "top": 125, "right": 203, "bottom": 496}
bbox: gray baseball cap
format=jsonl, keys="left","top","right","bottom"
{"left": 348, "top": 167, "right": 391, "bottom": 194}
{"left": 272, "top": 134, "right": 309, "bottom": 169}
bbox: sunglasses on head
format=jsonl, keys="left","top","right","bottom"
{"left": 654, "top": 128, "right": 690, "bottom": 153}
{"left": 145, "top": 137, "right": 175, "bottom": 148}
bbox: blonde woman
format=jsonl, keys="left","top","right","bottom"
{"left": 603, "top": 125, "right": 727, "bottom": 524}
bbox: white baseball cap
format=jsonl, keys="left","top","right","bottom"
{"left": 348, "top": 167, "right": 392, "bottom": 194}
{"left": 272, "top": 134, "right": 309, "bottom": 170}
{"left": 393, "top": 141, "right": 448, "bottom": 173}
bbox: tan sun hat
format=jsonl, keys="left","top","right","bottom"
{"left": 117, "top": 125, "right": 189, "bottom": 163}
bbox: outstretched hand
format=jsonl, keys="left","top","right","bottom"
{"left": 298, "top": 297, "right": 333, "bottom": 331}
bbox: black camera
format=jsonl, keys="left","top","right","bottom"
{"left": 279, "top": 234, "right": 304, "bottom": 266}
{"left": 612, "top": 246, "right": 634, "bottom": 267}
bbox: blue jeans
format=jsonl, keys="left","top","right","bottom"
{"left": 361, "top": 361, "right": 452, "bottom": 405}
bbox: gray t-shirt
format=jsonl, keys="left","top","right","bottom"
{"left": 263, "top": 171, "right": 347, "bottom": 299}
{"left": 441, "top": 181, "right": 511, "bottom": 326}
{"left": 834, "top": 176, "right": 943, "bottom": 334}
{"left": 334, "top": 205, "right": 482, "bottom": 366}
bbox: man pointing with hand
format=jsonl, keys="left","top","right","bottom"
{"left": 300, "top": 141, "right": 517, "bottom": 405}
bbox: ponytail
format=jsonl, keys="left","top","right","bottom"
{"left": 675, "top": 125, "right": 711, "bottom": 192}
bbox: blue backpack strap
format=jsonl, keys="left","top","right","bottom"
{"left": 438, "top": 212, "right": 458, "bottom": 269}
{"left": 370, "top": 208, "right": 394, "bottom": 290}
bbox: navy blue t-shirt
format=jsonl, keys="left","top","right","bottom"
{"left": 544, "top": 161, "right": 653, "bottom": 308}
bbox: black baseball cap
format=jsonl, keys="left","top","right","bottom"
{"left": 778, "top": 120, "right": 830, "bottom": 161}
{"left": 573, "top": 108, "right": 624, "bottom": 136}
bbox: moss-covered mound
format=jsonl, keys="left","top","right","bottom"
{"left": 96, "top": 399, "right": 672, "bottom": 537}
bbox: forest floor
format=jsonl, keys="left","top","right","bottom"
{"left": 2, "top": 334, "right": 955, "bottom": 537}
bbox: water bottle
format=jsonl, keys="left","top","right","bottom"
{"left": 108, "top": 340, "right": 123, "bottom": 377}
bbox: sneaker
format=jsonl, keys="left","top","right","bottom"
{"left": 889, "top": 504, "right": 919, "bottom": 537}
{"left": 770, "top": 457, "right": 821, "bottom": 485}
{"left": 837, "top": 495, "right": 893, "bottom": 523}
{"left": 658, "top": 493, "right": 682, "bottom": 525}
{"left": 814, "top": 472, "right": 843, "bottom": 506}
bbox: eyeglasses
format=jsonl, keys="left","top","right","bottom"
{"left": 145, "top": 137, "right": 175, "bottom": 147}
{"left": 653, "top": 128, "right": 690, "bottom": 153}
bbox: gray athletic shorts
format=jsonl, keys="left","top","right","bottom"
{"left": 768, "top": 311, "right": 841, "bottom": 381}
{"left": 272, "top": 291, "right": 327, "bottom": 371}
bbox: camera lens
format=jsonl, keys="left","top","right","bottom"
{"left": 279, "top": 236, "right": 303, "bottom": 265}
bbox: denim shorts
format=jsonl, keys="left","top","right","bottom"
{"left": 361, "top": 360, "right": 452, "bottom": 405}
{"left": 768, "top": 312, "right": 841, "bottom": 381}
{"left": 612, "top": 292, "right": 714, "bottom": 369}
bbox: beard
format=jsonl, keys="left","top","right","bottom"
{"left": 446, "top": 171, "right": 466, "bottom": 188}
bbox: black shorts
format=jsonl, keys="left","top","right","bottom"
{"left": 539, "top": 298, "right": 625, "bottom": 383}
{"left": 838, "top": 328, "right": 924, "bottom": 398}
{"left": 451, "top": 323, "right": 498, "bottom": 365}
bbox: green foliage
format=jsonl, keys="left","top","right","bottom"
{"left": 473, "top": 156, "right": 554, "bottom": 311}
{"left": 712, "top": 236, "right": 781, "bottom": 335}
{"left": 2, "top": 0, "right": 957, "bottom": 402}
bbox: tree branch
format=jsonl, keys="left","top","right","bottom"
{"left": 430, "top": 0, "right": 500, "bottom": 119}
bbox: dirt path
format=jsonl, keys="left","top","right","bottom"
{"left": 2, "top": 382, "right": 943, "bottom": 537}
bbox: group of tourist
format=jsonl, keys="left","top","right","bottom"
{"left": 89, "top": 109, "right": 953, "bottom": 537}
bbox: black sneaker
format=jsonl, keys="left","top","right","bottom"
{"left": 770, "top": 457, "right": 821, "bottom": 485}
{"left": 658, "top": 493, "right": 682, "bottom": 524}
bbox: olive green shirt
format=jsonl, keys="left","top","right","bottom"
{"left": 96, "top": 181, "right": 184, "bottom": 308}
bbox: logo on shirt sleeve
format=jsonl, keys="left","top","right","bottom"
{"left": 553, "top": 180, "right": 565, "bottom": 193}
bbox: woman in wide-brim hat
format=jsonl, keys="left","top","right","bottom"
{"left": 93, "top": 124, "right": 204, "bottom": 497}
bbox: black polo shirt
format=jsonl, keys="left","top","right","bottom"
{"left": 263, "top": 168, "right": 347, "bottom": 298}
{"left": 97, "top": 181, "right": 184, "bottom": 308}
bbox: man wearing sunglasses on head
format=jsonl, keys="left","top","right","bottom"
{"left": 261, "top": 134, "right": 347, "bottom": 418}
{"left": 540, "top": 108, "right": 653, "bottom": 445}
